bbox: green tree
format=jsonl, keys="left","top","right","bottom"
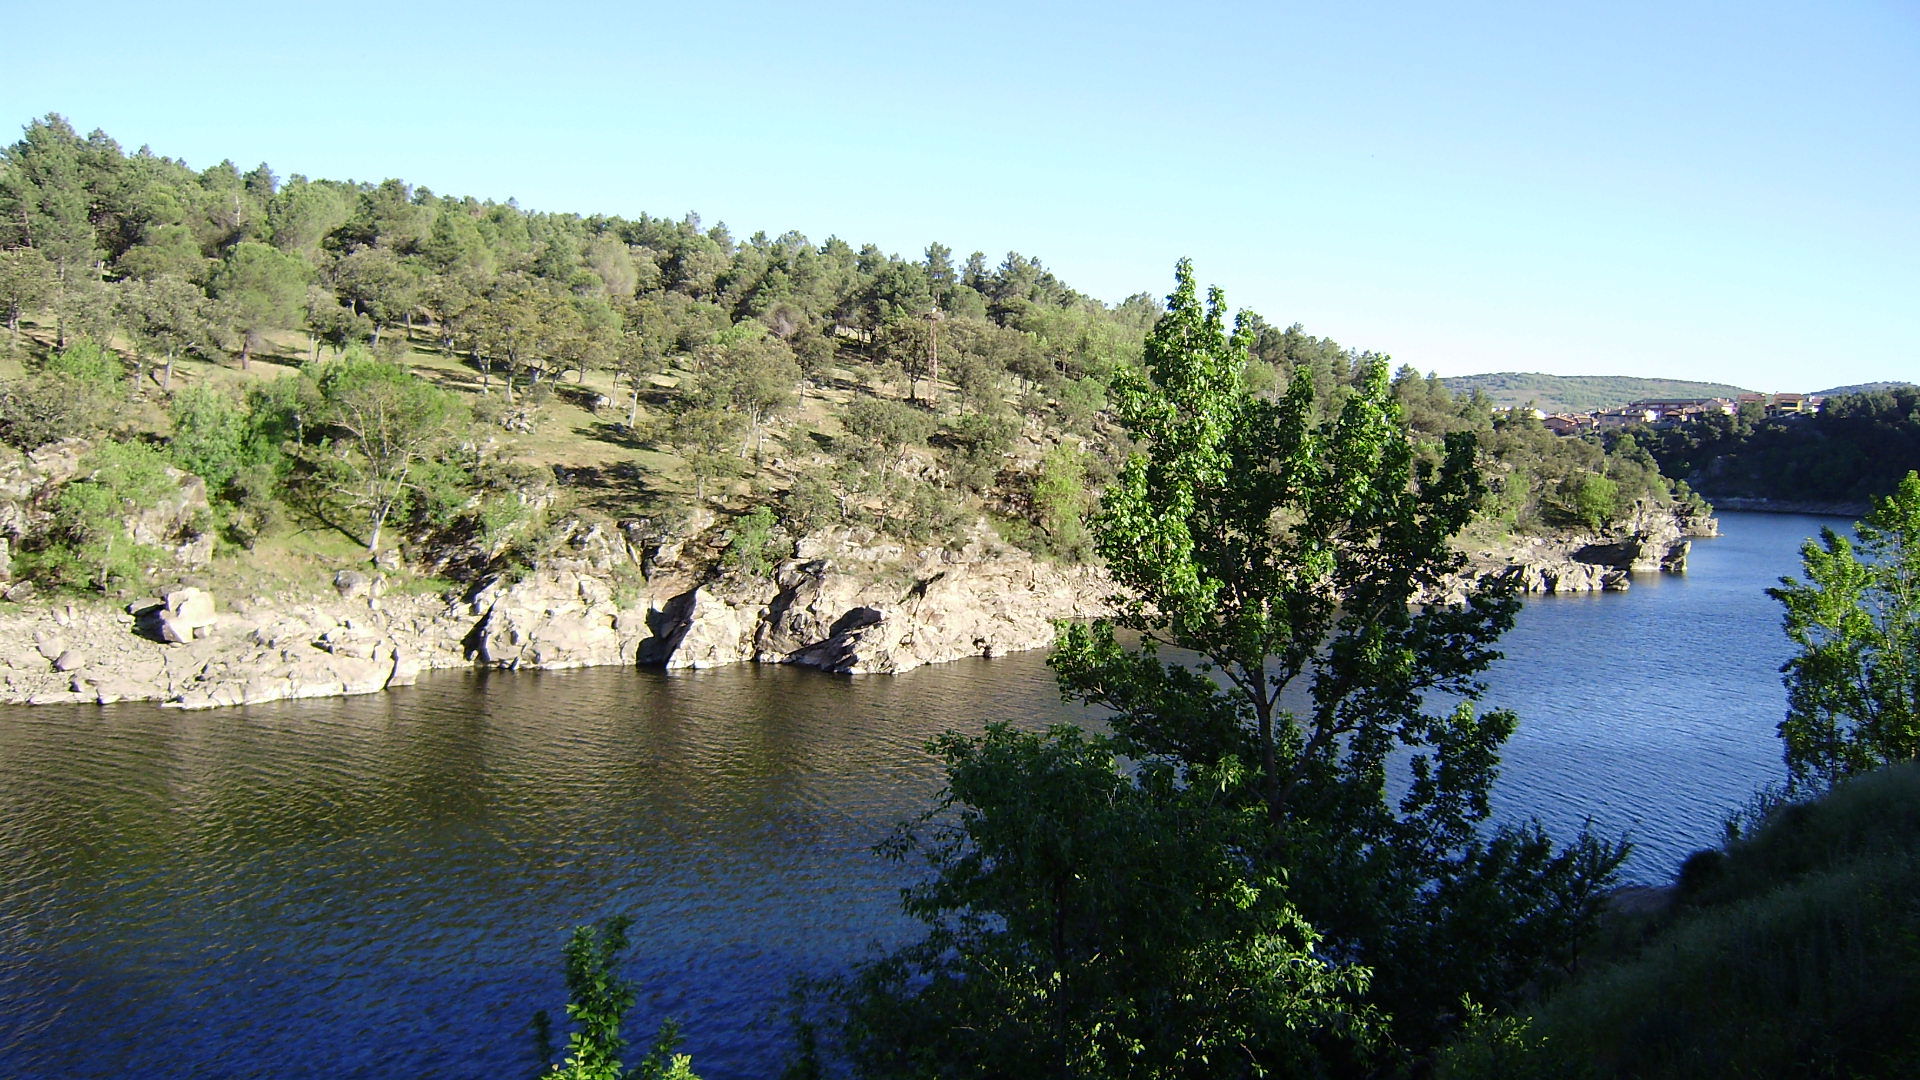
{"left": 0, "top": 338, "right": 124, "bottom": 449}
{"left": 662, "top": 405, "right": 745, "bottom": 502}
{"left": 538, "top": 917, "right": 701, "bottom": 1080}
{"left": 328, "top": 244, "right": 419, "bottom": 347}
{"left": 1029, "top": 442, "right": 1092, "bottom": 560}
{"left": 1769, "top": 471, "right": 1920, "bottom": 792}
{"left": 0, "top": 115, "right": 103, "bottom": 347}
{"left": 820, "top": 724, "right": 1375, "bottom": 1079}
{"left": 114, "top": 222, "right": 209, "bottom": 283}
{"left": 1049, "top": 262, "right": 1623, "bottom": 1053}
{"left": 1549, "top": 472, "right": 1619, "bottom": 532}
{"left": 687, "top": 328, "right": 800, "bottom": 458}
{"left": 840, "top": 396, "right": 932, "bottom": 471}
{"left": 308, "top": 352, "right": 470, "bottom": 556}
{"left": 117, "top": 273, "right": 213, "bottom": 388}
{"left": 0, "top": 246, "right": 55, "bottom": 355}
{"left": 212, "top": 240, "right": 310, "bottom": 368}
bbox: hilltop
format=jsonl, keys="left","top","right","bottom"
{"left": 1443, "top": 373, "right": 1752, "bottom": 413}
{"left": 1811, "top": 380, "right": 1917, "bottom": 397}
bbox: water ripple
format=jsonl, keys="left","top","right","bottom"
{"left": 0, "top": 512, "right": 1832, "bottom": 1079}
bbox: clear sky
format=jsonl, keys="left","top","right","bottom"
{"left": 4, "top": 0, "right": 1914, "bottom": 391}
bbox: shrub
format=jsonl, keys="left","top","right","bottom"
{"left": 18, "top": 439, "right": 175, "bottom": 593}
{"left": 720, "top": 505, "right": 784, "bottom": 576}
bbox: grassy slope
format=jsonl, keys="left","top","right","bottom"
{"left": 4, "top": 317, "right": 1010, "bottom": 600}
{"left": 1442, "top": 763, "right": 1920, "bottom": 1079}
{"left": 1443, "top": 373, "right": 1754, "bottom": 413}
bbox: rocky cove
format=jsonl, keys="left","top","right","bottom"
{"left": 0, "top": 439, "right": 1715, "bottom": 709}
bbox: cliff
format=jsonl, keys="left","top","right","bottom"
{"left": 1456, "top": 500, "right": 1716, "bottom": 597}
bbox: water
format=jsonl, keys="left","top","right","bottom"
{"left": 0, "top": 511, "right": 1835, "bottom": 1079}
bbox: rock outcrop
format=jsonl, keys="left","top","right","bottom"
{"left": 1460, "top": 500, "right": 1716, "bottom": 596}
{"left": 0, "top": 438, "right": 215, "bottom": 589}
{"left": 629, "top": 543, "right": 1113, "bottom": 674}
{"left": 470, "top": 523, "right": 1114, "bottom": 676}
{"left": 0, "top": 500, "right": 1713, "bottom": 709}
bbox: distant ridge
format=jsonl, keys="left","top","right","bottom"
{"left": 1811, "top": 381, "right": 1917, "bottom": 397}
{"left": 1441, "top": 372, "right": 1753, "bottom": 414}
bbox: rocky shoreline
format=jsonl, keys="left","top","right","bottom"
{"left": 0, "top": 498, "right": 1716, "bottom": 710}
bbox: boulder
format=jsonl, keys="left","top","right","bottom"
{"left": 157, "top": 586, "right": 217, "bottom": 643}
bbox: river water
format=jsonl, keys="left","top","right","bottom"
{"left": 0, "top": 511, "right": 1836, "bottom": 1079}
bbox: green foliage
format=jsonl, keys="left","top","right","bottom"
{"left": 169, "top": 383, "right": 273, "bottom": 492}
{"left": 1547, "top": 472, "right": 1619, "bottom": 532}
{"left": 720, "top": 505, "right": 784, "bottom": 576}
{"left": 540, "top": 917, "right": 701, "bottom": 1080}
{"left": 20, "top": 438, "right": 175, "bottom": 592}
{"left": 777, "top": 474, "right": 840, "bottom": 534}
{"left": 1049, "top": 261, "right": 1624, "bottom": 1054}
{"left": 1027, "top": 443, "right": 1092, "bottom": 561}
{"left": 1768, "top": 471, "right": 1920, "bottom": 792}
{"left": 306, "top": 350, "right": 472, "bottom": 555}
{"left": 40, "top": 337, "right": 124, "bottom": 387}
{"left": 938, "top": 411, "right": 1016, "bottom": 494}
{"left": 890, "top": 477, "right": 967, "bottom": 546}
{"left": 212, "top": 240, "right": 310, "bottom": 366}
{"left": 840, "top": 397, "right": 933, "bottom": 468}
{"left": 661, "top": 406, "right": 746, "bottom": 501}
{"left": 0, "top": 338, "right": 126, "bottom": 449}
{"left": 1646, "top": 385, "right": 1920, "bottom": 504}
{"left": 816, "top": 724, "right": 1376, "bottom": 1078}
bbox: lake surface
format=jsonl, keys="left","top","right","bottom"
{"left": 0, "top": 511, "right": 1835, "bottom": 1079}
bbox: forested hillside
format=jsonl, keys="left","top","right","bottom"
{"left": 1444, "top": 372, "right": 1752, "bottom": 413}
{"left": 0, "top": 113, "right": 1687, "bottom": 598}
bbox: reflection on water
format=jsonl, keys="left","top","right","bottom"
{"left": 0, "top": 512, "right": 1829, "bottom": 1079}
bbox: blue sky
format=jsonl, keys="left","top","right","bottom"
{"left": 5, "top": 0, "right": 1914, "bottom": 391}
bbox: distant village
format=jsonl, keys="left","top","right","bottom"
{"left": 1527, "top": 393, "right": 1822, "bottom": 436}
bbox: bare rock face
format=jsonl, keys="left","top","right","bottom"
{"left": 465, "top": 567, "right": 653, "bottom": 669}
{"left": 127, "top": 468, "right": 215, "bottom": 568}
{"left": 632, "top": 533, "right": 1115, "bottom": 675}
{"left": 1458, "top": 500, "right": 1715, "bottom": 598}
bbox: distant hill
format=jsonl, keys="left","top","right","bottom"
{"left": 1811, "top": 381, "right": 1917, "bottom": 397}
{"left": 1441, "top": 373, "right": 1753, "bottom": 414}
